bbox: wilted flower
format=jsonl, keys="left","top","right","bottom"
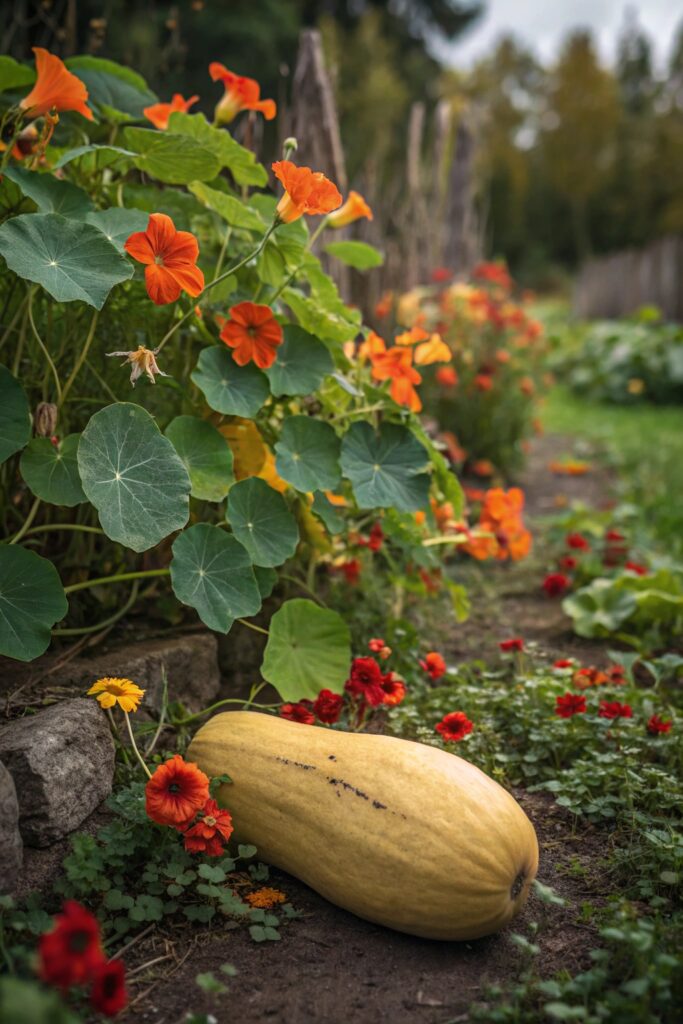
{"left": 106, "top": 345, "right": 168, "bottom": 386}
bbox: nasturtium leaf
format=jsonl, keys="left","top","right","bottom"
{"left": 0, "top": 213, "right": 133, "bottom": 309}
{"left": 85, "top": 207, "right": 149, "bottom": 252}
{"left": 261, "top": 599, "right": 351, "bottom": 701}
{"left": 340, "top": 421, "right": 431, "bottom": 512}
{"left": 20, "top": 434, "right": 86, "bottom": 506}
{"left": 66, "top": 56, "right": 157, "bottom": 121}
{"left": 254, "top": 566, "right": 277, "bottom": 600}
{"left": 274, "top": 416, "right": 341, "bottom": 492}
{"left": 0, "top": 56, "right": 35, "bottom": 92}
{"left": 311, "top": 491, "right": 345, "bottom": 534}
{"left": 78, "top": 403, "right": 190, "bottom": 552}
{"left": 283, "top": 288, "right": 360, "bottom": 346}
{"left": 4, "top": 167, "right": 94, "bottom": 218}
{"left": 122, "top": 127, "right": 220, "bottom": 185}
{"left": 170, "top": 524, "right": 261, "bottom": 633}
{"left": 191, "top": 346, "right": 269, "bottom": 418}
{"left": 324, "top": 240, "right": 384, "bottom": 270}
{"left": 165, "top": 415, "right": 234, "bottom": 502}
{"left": 0, "top": 546, "right": 68, "bottom": 662}
{"left": 167, "top": 112, "right": 268, "bottom": 187}
{"left": 227, "top": 478, "right": 299, "bottom": 568}
{"left": 265, "top": 325, "right": 333, "bottom": 397}
{"left": 54, "top": 145, "right": 136, "bottom": 170}
{"left": 0, "top": 365, "right": 31, "bottom": 464}
{"left": 188, "top": 181, "right": 265, "bottom": 232}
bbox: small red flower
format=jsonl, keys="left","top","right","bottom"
{"left": 435, "top": 711, "right": 474, "bottom": 743}
{"left": 559, "top": 555, "right": 578, "bottom": 570}
{"left": 219, "top": 302, "right": 283, "bottom": 369}
{"left": 380, "top": 672, "right": 406, "bottom": 706}
{"left": 543, "top": 572, "right": 571, "bottom": 597}
{"left": 606, "top": 665, "right": 626, "bottom": 686}
{"left": 555, "top": 692, "right": 587, "bottom": 718}
{"left": 145, "top": 755, "right": 210, "bottom": 829}
{"left": 566, "top": 533, "right": 590, "bottom": 551}
{"left": 436, "top": 366, "right": 458, "bottom": 388}
{"left": 598, "top": 701, "right": 632, "bottom": 720}
{"left": 338, "top": 558, "right": 361, "bottom": 585}
{"left": 625, "top": 561, "right": 648, "bottom": 575}
{"left": 368, "top": 638, "right": 385, "bottom": 653}
{"left": 553, "top": 659, "right": 575, "bottom": 669}
{"left": 419, "top": 652, "right": 446, "bottom": 681}
{"left": 313, "top": 689, "right": 344, "bottom": 724}
{"left": 124, "top": 213, "right": 204, "bottom": 305}
{"left": 647, "top": 714, "right": 672, "bottom": 735}
{"left": 345, "top": 657, "right": 385, "bottom": 707}
{"left": 280, "top": 702, "right": 316, "bottom": 724}
{"left": 605, "top": 529, "right": 625, "bottom": 542}
{"left": 368, "top": 522, "right": 384, "bottom": 552}
{"left": 474, "top": 373, "right": 494, "bottom": 392}
{"left": 499, "top": 637, "right": 524, "bottom": 653}
{"left": 90, "top": 958, "right": 128, "bottom": 1017}
{"left": 39, "top": 901, "right": 105, "bottom": 991}
{"left": 183, "top": 798, "right": 234, "bottom": 857}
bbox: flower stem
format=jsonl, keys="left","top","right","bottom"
{"left": 60, "top": 310, "right": 99, "bottom": 408}
{"left": 8, "top": 497, "right": 41, "bottom": 546}
{"left": 107, "top": 707, "right": 131, "bottom": 766}
{"left": 64, "top": 568, "right": 170, "bottom": 595}
{"left": 173, "top": 698, "right": 280, "bottom": 728}
{"left": 28, "top": 287, "right": 63, "bottom": 405}
{"left": 237, "top": 619, "right": 269, "bottom": 635}
{"left": 124, "top": 711, "right": 152, "bottom": 779}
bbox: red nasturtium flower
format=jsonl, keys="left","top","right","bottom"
{"left": 313, "top": 689, "right": 344, "bottom": 724}
{"left": 183, "top": 798, "right": 234, "bottom": 857}
{"left": 625, "top": 561, "right": 648, "bottom": 575}
{"left": 555, "top": 693, "right": 586, "bottom": 718}
{"left": 543, "top": 572, "right": 571, "bottom": 597}
{"left": 380, "top": 672, "right": 406, "bottom": 706}
{"left": 558, "top": 555, "right": 578, "bottom": 570}
{"left": 145, "top": 754, "right": 210, "bottom": 829}
{"left": 280, "top": 702, "right": 316, "bottom": 724}
{"left": 420, "top": 652, "right": 447, "bottom": 681}
{"left": 124, "top": 213, "right": 204, "bottom": 305}
{"left": 209, "top": 63, "right": 276, "bottom": 124}
{"left": 143, "top": 92, "right": 199, "bottom": 130}
{"left": 436, "top": 365, "right": 458, "bottom": 388}
{"left": 499, "top": 637, "right": 524, "bottom": 653}
{"left": 566, "top": 533, "right": 590, "bottom": 551}
{"left": 327, "top": 190, "right": 373, "bottom": 228}
{"left": 272, "top": 160, "right": 342, "bottom": 223}
{"left": 554, "top": 659, "right": 575, "bottom": 669}
{"left": 598, "top": 701, "right": 632, "bottom": 720}
{"left": 336, "top": 558, "right": 361, "bottom": 585}
{"left": 436, "top": 711, "right": 474, "bottom": 743}
{"left": 345, "top": 657, "right": 386, "bottom": 707}
{"left": 647, "top": 714, "right": 672, "bottom": 736}
{"left": 20, "top": 48, "right": 93, "bottom": 120}
{"left": 90, "top": 958, "right": 128, "bottom": 1017}
{"left": 219, "top": 301, "right": 283, "bottom": 369}
{"left": 39, "top": 901, "right": 105, "bottom": 990}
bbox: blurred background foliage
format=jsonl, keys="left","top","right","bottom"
{"left": 3, "top": 1, "right": 683, "bottom": 284}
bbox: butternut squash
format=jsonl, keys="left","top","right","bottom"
{"left": 187, "top": 711, "right": 539, "bottom": 940}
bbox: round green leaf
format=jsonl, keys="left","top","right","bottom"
{"left": 0, "top": 546, "right": 68, "bottom": 662}
{"left": 227, "top": 478, "right": 299, "bottom": 568}
{"left": 0, "top": 213, "right": 134, "bottom": 309}
{"left": 20, "top": 434, "right": 86, "bottom": 506}
{"left": 85, "top": 207, "right": 149, "bottom": 252}
{"left": 165, "top": 416, "right": 234, "bottom": 502}
{"left": 340, "top": 421, "right": 431, "bottom": 512}
{"left": 4, "top": 167, "right": 94, "bottom": 218}
{"left": 170, "top": 524, "right": 261, "bottom": 633}
{"left": 191, "top": 346, "right": 269, "bottom": 418}
{"left": 324, "top": 240, "right": 384, "bottom": 270}
{"left": 265, "top": 325, "right": 333, "bottom": 397}
{"left": 78, "top": 403, "right": 190, "bottom": 552}
{"left": 274, "top": 416, "right": 341, "bottom": 492}
{"left": 261, "top": 599, "right": 351, "bottom": 701}
{"left": 0, "top": 364, "right": 31, "bottom": 464}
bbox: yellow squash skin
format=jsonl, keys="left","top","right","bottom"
{"left": 187, "top": 711, "right": 539, "bottom": 941}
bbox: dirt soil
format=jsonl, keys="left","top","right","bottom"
{"left": 11, "top": 433, "right": 617, "bottom": 1024}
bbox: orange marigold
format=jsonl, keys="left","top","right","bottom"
{"left": 272, "top": 160, "right": 342, "bottom": 223}
{"left": 245, "top": 888, "right": 287, "bottom": 909}
{"left": 20, "top": 48, "right": 93, "bottom": 121}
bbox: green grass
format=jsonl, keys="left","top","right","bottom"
{"left": 543, "top": 387, "right": 683, "bottom": 556}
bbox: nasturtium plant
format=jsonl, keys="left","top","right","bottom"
{"left": 0, "top": 47, "right": 463, "bottom": 694}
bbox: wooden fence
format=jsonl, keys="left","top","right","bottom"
{"left": 573, "top": 236, "right": 683, "bottom": 322}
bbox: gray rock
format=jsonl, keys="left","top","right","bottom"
{"left": 0, "top": 699, "right": 115, "bottom": 847}
{"left": 0, "top": 761, "right": 22, "bottom": 893}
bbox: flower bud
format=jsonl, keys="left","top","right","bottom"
{"left": 34, "top": 401, "right": 58, "bottom": 437}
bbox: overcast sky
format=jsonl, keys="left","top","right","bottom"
{"left": 439, "top": 1, "right": 682, "bottom": 71}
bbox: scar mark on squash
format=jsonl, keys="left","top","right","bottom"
{"left": 276, "top": 756, "right": 317, "bottom": 771}
{"left": 327, "top": 777, "right": 369, "bottom": 800}
{"left": 372, "top": 800, "right": 387, "bottom": 810}
{"left": 328, "top": 755, "right": 336, "bottom": 761}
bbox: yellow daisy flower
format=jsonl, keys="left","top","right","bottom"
{"left": 87, "top": 677, "right": 145, "bottom": 713}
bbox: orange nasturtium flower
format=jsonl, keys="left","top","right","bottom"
{"left": 209, "top": 63, "right": 276, "bottom": 124}
{"left": 326, "top": 190, "right": 373, "bottom": 228}
{"left": 395, "top": 326, "right": 429, "bottom": 346}
{"left": 124, "top": 213, "right": 204, "bottom": 305}
{"left": 20, "top": 48, "right": 93, "bottom": 121}
{"left": 219, "top": 301, "right": 283, "bottom": 369}
{"left": 87, "top": 677, "right": 146, "bottom": 713}
{"left": 414, "top": 333, "right": 451, "bottom": 366}
{"left": 272, "top": 160, "right": 342, "bottom": 224}
{"left": 145, "top": 755, "right": 210, "bottom": 829}
{"left": 143, "top": 93, "right": 199, "bottom": 130}
{"left": 370, "top": 346, "right": 423, "bottom": 413}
